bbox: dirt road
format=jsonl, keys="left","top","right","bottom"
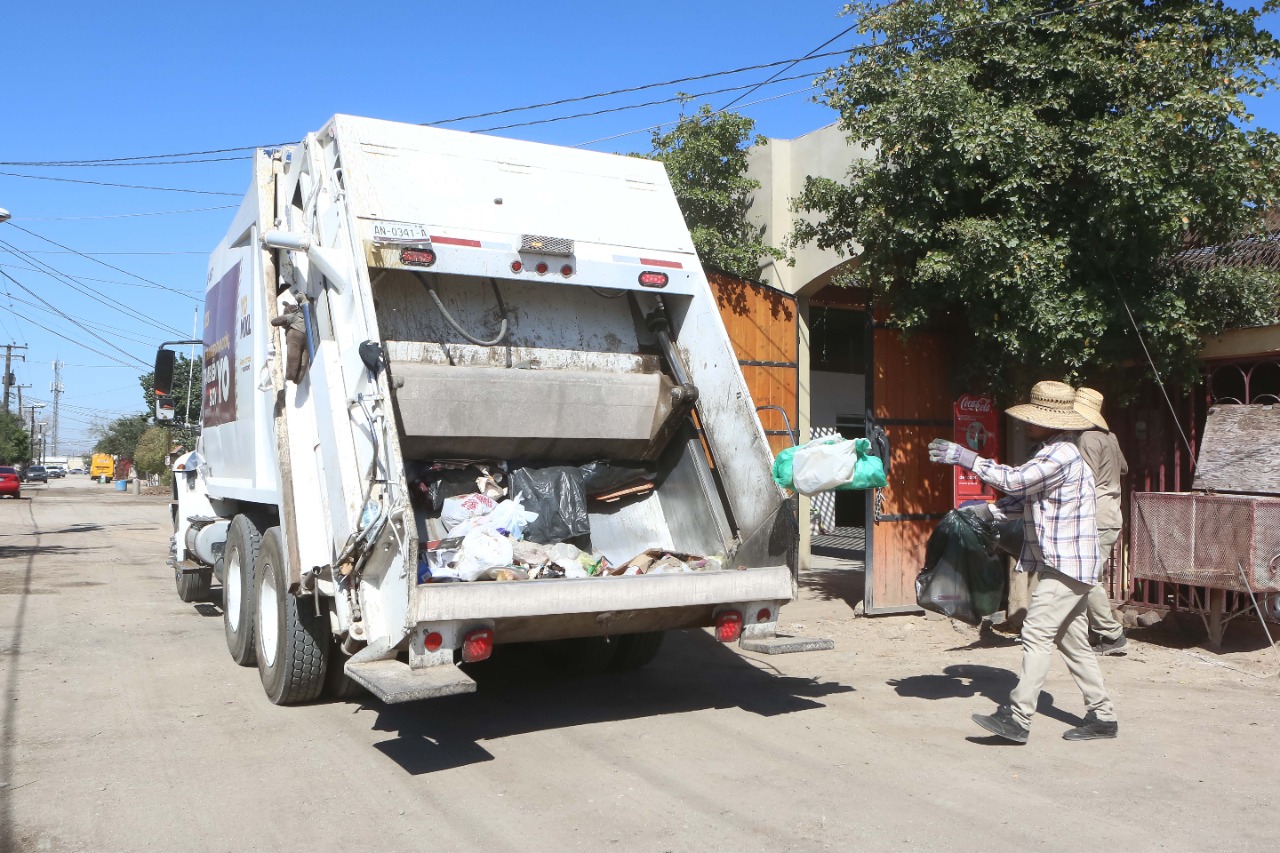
{"left": 3, "top": 479, "right": 1278, "bottom": 852}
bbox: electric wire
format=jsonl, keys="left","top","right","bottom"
{"left": 1, "top": 291, "right": 160, "bottom": 347}
{"left": 0, "top": 269, "right": 151, "bottom": 368}
{"left": 0, "top": 171, "right": 241, "bottom": 196}
{"left": 0, "top": 299, "right": 144, "bottom": 370}
{"left": 0, "top": 262, "right": 203, "bottom": 296}
{"left": 17, "top": 205, "right": 238, "bottom": 221}
{"left": 717, "top": 20, "right": 861, "bottom": 114}
{"left": 0, "top": 239, "right": 189, "bottom": 338}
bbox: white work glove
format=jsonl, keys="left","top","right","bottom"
{"left": 928, "top": 439, "right": 978, "bottom": 469}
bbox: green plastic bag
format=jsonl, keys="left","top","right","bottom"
{"left": 773, "top": 437, "right": 886, "bottom": 492}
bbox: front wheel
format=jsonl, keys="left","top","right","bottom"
{"left": 223, "top": 514, "right": 262, "bottom": 666}
{"left": 255, "top": 527, "right": 328, "bottom": 705}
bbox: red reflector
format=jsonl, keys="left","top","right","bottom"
{"left": 638, "top": 271, "right": 668, "bottom": 288}
{"left": 560, "top": 264, "right": 573, "bottom": 277}
{"left": 535, "top": 262, "right": 549, "bottom": 275}
{"left": 400, "top": 248, "right": 437, "bottom": 267}
{"left": 462, "top": 628, "right": 493, "bottom": 663}
{"left": 716, "top": 611, "right": 743, "bottom": 643}
{"left": 757, "top": 608, "right": 772, "bottom": 623}
{"left": 424, "top": 631, "right": 443, "bottom": 652}
{"left": 511, "top": 260, "right": 523, "bottom": 273}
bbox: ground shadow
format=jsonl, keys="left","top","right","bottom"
{"left": 1126, "top": 612, "right": 1280, "bottom": 655}
{"left": 945, "top": 623, "right": 1021, "bottom": 651}
{"left": 361, "top": 629, "right": 854, "bottom": 775}
{"left": 799, "top": 566, "right": 866, "bottom": 612}
{"left": 0, "top": 544, "right": 103, "bottom": 560}
{"left": 888, "top": 663, "right": 1080, "bottom": 726}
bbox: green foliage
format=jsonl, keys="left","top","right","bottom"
{"left": 93, "top": 414, "right": 149, "bottom": 459}
{"left": 133, "top": 425, "right": 172, "bottom": 483}
{"left": 643, "top": 104, "right": 786, "bottom": 281}
{"left": 792, "top": 0, "right": 1280, "bottom": 394}
{"left": 0, "top": 410, "right": 30, "bottom": 464}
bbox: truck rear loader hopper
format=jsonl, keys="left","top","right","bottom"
{"left": 160, "top": 115, "right": 830, "bottom": 706}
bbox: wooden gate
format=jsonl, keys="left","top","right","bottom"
{"left": 706, "top": 270, "right": 798, "bottom": 455}
{"left": 865, "top": 322, "right": 953, "bottom": 613}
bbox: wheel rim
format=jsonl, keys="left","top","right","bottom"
{"left": 226, "top": 547, "right": 241, "bottom": 631}
{"left": 258, "top": 557, "right": 279, "bottom": 668}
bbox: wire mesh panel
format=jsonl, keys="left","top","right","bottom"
{"left": 1132, "top": 492, "right": 1280, "bottom": 593}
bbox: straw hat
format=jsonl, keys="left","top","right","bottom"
{"left": 1073, "top": 386, "right": 1109, "bottom": 430}
{"left": 1006, "top": 381, "right": 1095, "bottom": 431}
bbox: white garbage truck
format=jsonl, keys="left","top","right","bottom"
{"left": 157, "top": 114, "right": 827, "bottom": 705}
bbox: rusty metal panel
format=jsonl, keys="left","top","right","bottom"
{"left": 1191, "top": 404, "right": 1280, "bottom": 494}
{"left": 1132, "top": 492, "right": 1280, "bottom": 593}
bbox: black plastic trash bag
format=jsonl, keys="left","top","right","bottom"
{"left": 992, "top": 516, "right": 1024, "bottom": 559}
{"left": 915, "top": 510, "right": 1006, "bottom": 625}
{"left": 508, "top": 466, "right": 591, "bottom": 545}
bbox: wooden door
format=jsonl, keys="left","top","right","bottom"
{"left": 706, "top": 270, "right": 798, "bottom": 455}
{"left": 865, "top": 322, "right": 953, "bottom": 613}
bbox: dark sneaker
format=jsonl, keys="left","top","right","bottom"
{"left": 1091, "top": 634, "right": 1128, "bottom": 656}
{"left": 1062, "top": 711, "right": 1118, "bottom": 741}
{"left": 971, "top": 705, "right": 1029, "bottom": 744}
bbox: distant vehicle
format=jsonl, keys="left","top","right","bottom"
{"left": 90, "top": 454, "right": 114, "bottom": 481}
{"left": 46, "top": 464, "right": 67, "bottom": 479}
{"left": 0, "top": 466, "right": 20, "bottom": 498}
{"left": 70, "top": 467, "right": 84, "bottom": 475}
{"left": 24, "top": 465, "right": 48, "bottom": 483}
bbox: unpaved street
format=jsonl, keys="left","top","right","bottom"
{"left": 3, "top": 479, "right": 1279, "bottom": 852}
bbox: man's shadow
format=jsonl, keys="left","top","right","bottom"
{"left": 888, "top": 663, "right": 1083, "bottom": 729}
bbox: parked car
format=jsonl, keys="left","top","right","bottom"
{"left": 46, "top": 465, "right": 66, "bottom": 479}
{"left": 70, "top": 467, "right": 83, "bottom": 475}
{"left": 23, "top": 465, "right": 48, "bottom": 483}
{"left": 0, "top": 466, "right": 20, "bottom": 498}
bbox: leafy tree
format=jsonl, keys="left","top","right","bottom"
{"left": 792, "top": 0, "right": 1280, "bottom": 393}
{"left": 93, "top": 414, "right": 149, "bottom": 459}
{"left": 0, "top": 410, "right": 30, "bottom": 465}
{"left": 133, "top": 425, "right": 173, "bottom": 485}
{"left": 643, "top": 103, "right": 786, "bottom": 281}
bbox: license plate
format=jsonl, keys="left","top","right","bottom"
{"left": 370, "top": 220, "right": 431, "bottom": 245}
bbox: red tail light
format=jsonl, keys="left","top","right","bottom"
{"left": 560, "top": 264, "right": 573, "bottom": 277}
{"left": 424, "top": 631, "right": 443, "bottom": 652}
{"left": 462, "top": 628, "right": 494, "bottom": 663}
{"left": 511, "top": 260, "right": 523, "bottom": 273}
{"left": 400, "top": 248, "right": 437, "bottom": 267}
{"left": 535, "top": 261, "right": 549, "bottom": 275}
{"left": 715, "top": 611, "right": 743, "bottom": 643}
{"left": 757, "top": 608, "right": 772, "bottom": 623}
{"left": 638, "top": 271, "right": 668, "bottom": 288}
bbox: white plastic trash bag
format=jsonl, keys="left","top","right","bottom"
{"left": 484, "top": 493, "right": 538, "bottom": 540}
{"left": 440, "top": 493, "right": 497, "bottom": 532}
{"left": 451, "top": 529, "right": 514, "bottom": 582}
{"left": 791, "top": 438, "right": 859, "bottom": 495}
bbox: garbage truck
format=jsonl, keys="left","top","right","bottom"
{"left": 156, "top": 114, "right": 827, "bottom": 706}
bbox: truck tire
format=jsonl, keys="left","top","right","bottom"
{"left": 255, "top": 527, "right": 328, "bottom": 705}
{"left": 223, "top": 514, "right": 262, "bottom": 667}
{"left": 609, "top": 631, "right": 665, "bottom": 671}
{"left": 175, "top": 567, "right": 213, "bottom": 603}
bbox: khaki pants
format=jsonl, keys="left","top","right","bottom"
{"left": 1087, "top": 528, "right": 1124, "bottom": 642}
{"left": 1010, "top": 569, "right": 1117, "bottom": 728}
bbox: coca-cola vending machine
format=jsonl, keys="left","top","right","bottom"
{"left": 953, "top": 393, "right": 1000, "bottom": 508}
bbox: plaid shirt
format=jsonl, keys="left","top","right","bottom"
{"left": 975, "top": 435, "right": 1101, "bottom": 584}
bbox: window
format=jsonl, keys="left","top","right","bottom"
{"left": 810, "top": 306, "right": 867, "bottom": 374}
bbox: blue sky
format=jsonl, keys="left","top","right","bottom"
{"left": 1, "top": 1, "right": 1277, "bottom": 455}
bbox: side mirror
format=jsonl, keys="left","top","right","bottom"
{"left": 154, "top": 349, "right": 176, "bottom": 397}
{"left": 156, "top": 397, "right": 175, "bottom": 421}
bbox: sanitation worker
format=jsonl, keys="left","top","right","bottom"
{"left": 928, "top": 380, "right": 1118, "bottom": 743}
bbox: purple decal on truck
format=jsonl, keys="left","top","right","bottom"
{"left": 203, "top": 263, "right": 240, "bottom": 427}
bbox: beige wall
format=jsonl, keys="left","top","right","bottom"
{"left": 1200, "top": 323, "right": 1280, "bottom": 361}
{"left": 745, "top": 123, "right": 875, "bottom": 565}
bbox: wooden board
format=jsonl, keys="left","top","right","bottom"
{"left": 707, "top": 270, "right": 798, "bottom": 457}
{"left": 866, "top": 324, "right": 954, "bottom": 613}
{"left": 1192, "top": 404, "right": 1280, "bottom": 494}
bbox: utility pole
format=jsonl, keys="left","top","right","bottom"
{"left": 14, "top": 383, "right": 30, "bottom": 416}
{"left": 50, "top": 359, "right": 64, "bottom": 457}
{"left": 2, "top": 343, "right": 26, "bottom": 413}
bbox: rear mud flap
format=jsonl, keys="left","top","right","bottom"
{"left": 739, "top": 636, "right": 835, "bottom": 654}
{"left": 345, "top": 659, "right": 476, "bottom": 704}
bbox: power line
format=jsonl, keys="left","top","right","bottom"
{"left": 0, "top": 262, "right": 203, "bottom": 296}
{"left": 14, "top": 250, "right": 207, "bottom": 256}
{"left": 0, "top": 171, "right": 241, "bottom": 196}
{"left": 1, "top": 291, "right": 161, "bottom": 347}
{"left": 0, "top": 297, "right": 145, "bottom": 370}
{"left": 0, "top": 144, "right": 286, "bottom": 166}
{"left": 718, "top": 22, "right": 860, "bottom": 113}
{"left": 6, "top": 222, "right": 202, "bottom": 303}
{"left": 0, "top": 268, "right": 151, "bottom": 368}
{"left": 17, "top": 205, "right": 238, "bottom": 221}
{"left": 0, "top": 239, "right": 189, "bottom": 337}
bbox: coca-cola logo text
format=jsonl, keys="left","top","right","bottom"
{"left": 958, "top": 395, "right": 993, "bottom": 413}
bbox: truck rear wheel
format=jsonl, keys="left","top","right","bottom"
{"left": 539, "top": 636, "right": 617, "bottom": 676}
{"left": 223, "top": 514, "right": 262, "bottom": 667}
{"left": 255, "top": 527, "right": 328, "bottom": 705}
{"left": 609, "top": 631, "right": 665, "bottom": 671}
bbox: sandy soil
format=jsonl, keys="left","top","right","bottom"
{"left": 2, "top": 478, "right": 1277, "bottom": 852}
